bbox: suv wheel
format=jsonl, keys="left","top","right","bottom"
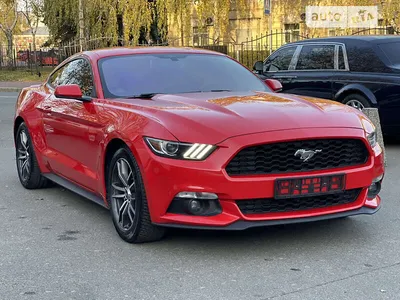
{"left": 342, "top": 94, "right": 371, "bottom": 111}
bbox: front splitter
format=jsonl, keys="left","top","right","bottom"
{"left": 154, "top": 205, "right": 380, "bottom": 231}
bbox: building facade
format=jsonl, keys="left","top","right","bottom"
{"left": 167, "top": 0, "right": 397, "bottom": 50}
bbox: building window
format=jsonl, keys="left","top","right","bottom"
{"left": 193, "top": 27, "right": 209, "bottom": 46}
{"left": 284, "top": 23, "right": 300, "bottom": 43}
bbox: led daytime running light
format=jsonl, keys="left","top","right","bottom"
{"left": 183, "top": 144, "right": 214, "bottom": 160}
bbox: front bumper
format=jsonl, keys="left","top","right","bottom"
{"left": 134, "top": 127, "right": 384, "bottom": 229}
{"left": 154, "top": 205, "right": 381, "bottom": 230}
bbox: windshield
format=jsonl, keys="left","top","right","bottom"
{"left": 98, "top": 53, "right": 270, "bottom": 98}
{"left": 379, "top": 42, "right": 400, "bottom": 65}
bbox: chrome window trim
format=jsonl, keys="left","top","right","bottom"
{"left": 289, "top": 45, "right": 302, "bottom": 70}
{"left": 341, "top": 44, "right": 350, "bottom": 71}
{"left": 293, "top": 43, "right": 336, "bottom": 71}
{"left": 334, "top": 45, "right": 339, "bottom": 70}
{"left": 264, "top": 41, "right": 351, "bottom": 73}
{"left": 262, "top": 44, "right": 299, "bottom": 73}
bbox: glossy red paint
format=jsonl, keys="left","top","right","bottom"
{"left": 14, "top": 47, "right": 384, "bottom": 230}
{"left": 264, "top": 79, "right": 283, "bottom": 92}
{"left": 54, "top": 84, "right": 83, "bottom": 99}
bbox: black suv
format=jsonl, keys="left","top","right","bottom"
{"left": 253, "top": 36, "right": 400, "bottom": 136}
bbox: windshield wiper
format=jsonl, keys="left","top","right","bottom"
{"left": 180, "top": 89, "right": 232, "bottom": 93}
{"left": 124, "top": 93, "right": 162, "bottom": 99}
{"left": 123, "top": 90, "right": 231, "bottom": 99}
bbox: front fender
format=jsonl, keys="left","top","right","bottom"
{"left": 335, "top": 84, "right": 378, "bottom": 106}
{"left": 97, "top": 115, "right": 178, "bottom": 201}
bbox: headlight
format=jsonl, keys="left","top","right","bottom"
{"left": 361, "top": 118, "right": 377, "bottom": 148}
{"left": 144, "top": 137, "right": 216, "bottom": 160}
{"left": 367, "top": 130, "right": 377, "bottom": 148}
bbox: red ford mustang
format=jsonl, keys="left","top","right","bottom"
{"left": 14, "top": 47, "right": 384, "bottom": 243}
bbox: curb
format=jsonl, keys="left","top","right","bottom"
{"left": 0, "top": 87, "right": 21, "bottom": 92}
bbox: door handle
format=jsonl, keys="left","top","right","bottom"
{"left": 41, "top": 105, "right": 52, "bottom": 116}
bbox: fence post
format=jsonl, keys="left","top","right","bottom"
{"left": 13, "top": 48, "right": 16, "bottom": 69}
{"left": 251, "top": 35, "right": 255, "bottom": 67}
{"left": 39, "top": 49, "right": 42, "bottom": 69}
{"left": 27, "top": 47, "right": 31, "bottom": 72}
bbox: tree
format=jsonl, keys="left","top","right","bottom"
{"left": 381, "top": 0, "right": 400, "bottom": 32}
{"left": 20, "top": 0, "right": 43, "bottom": 70}
{"left": 42, "top": 0, "right": 78, "bottom": 44}
{"left": 0, "top": 0, "right": 18, "bottom": 67}
{"left": 41, "top": 0, "right": 254, "bottom": 49}
{"left": 165, "top": 0, "right": 253, "bottom": 45}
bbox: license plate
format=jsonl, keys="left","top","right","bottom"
{"left": 274, "top": 174, "right": 345, "bottom": 199}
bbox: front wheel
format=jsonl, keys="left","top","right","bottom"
{"left": 107, "top": 147, "right": 166, "bottom": 243}
{"left": 15, "top": 122, "right": 49, "bottom": 189}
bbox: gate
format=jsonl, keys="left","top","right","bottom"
{"left": 235, "top": 31, "right": 309, "bottom": 69}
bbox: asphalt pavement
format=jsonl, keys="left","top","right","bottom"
{"left": 1, "top": 92, "right": 400, "bottom": 300}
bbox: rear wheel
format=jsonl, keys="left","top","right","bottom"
{"left": 107, "top": 147, "right": 166, "bottom": 243}
{"left": 342, "top": 94, "right": 371, "bottom": 111}
{"left": 15, "top": 122, "right": 49, "bottom": 189}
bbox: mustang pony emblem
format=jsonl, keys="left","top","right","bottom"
{"left": 294, "top": 149, "right": 322, "bottom": 162}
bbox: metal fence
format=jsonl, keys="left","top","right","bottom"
{"left": 0, "top": 46, "right": 61, "bottom": 71}
{"left": 2, "top": 26, "right": 399, "bottom": 72}
{"left": 59, "top": 26, "right": 399, "bottom": 69}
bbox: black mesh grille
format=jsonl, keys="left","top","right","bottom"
{"left": 226, "top": 139, "right": 369, "bottom": 176}
{"left": 236, "top": 189, "right": 362, "bottom": 214}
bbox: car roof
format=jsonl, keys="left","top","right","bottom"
{"left": 81, "top": 46, "right": 226, "bottom": 60}
{"left": 287, "top": 35, "right": 400, "bottom": 45}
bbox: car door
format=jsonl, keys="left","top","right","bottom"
{"left": 365, "top": 41, "right": 400, "bottom": 135}
{"left": 286, "top": 43, "right": 336, "bottom": 100}
{"left": 39, "top": 58, "right": 101, "bottom": 192}
{"left": 261, "top": 45, "right": 299, "bottom": 92}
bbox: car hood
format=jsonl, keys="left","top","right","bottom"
{"left": 110, "top": 91, "right": 368, "bottom": 144}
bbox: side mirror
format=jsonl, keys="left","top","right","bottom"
{"left": 265, "top": 79, "right": 283, "bottom": 93}
{"left": 54, "top": 84, "right": 91, "bottom": 101}
{"left": 253, "top": 61, "right": 264, "bottom": 73}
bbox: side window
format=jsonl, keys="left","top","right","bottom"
{"left": 264, "top": 46, "right": 297, "bottom": 72}
{"left": 338, "top": 46, "right": 346, "bottom": 70}
{"left": 296, "top": 45, "right": 335, "bottom": 70}
{"left": 347, "top": 45, "right": 388, "bottom": 73}
{"left": 48, "top": 66, "right": 65, "bottom": 88}
{"left": 58, "top": 59, "right": 95, "bottom": 97}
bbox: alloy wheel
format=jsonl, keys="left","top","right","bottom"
{"left": 345, "top": 99, "right": 365, "bottom": 111}
{"left": 17, "top": 130, "right": 31, "bottom": 181}
{"left": 110, "top": 158, "right": 137, "bottom": 231}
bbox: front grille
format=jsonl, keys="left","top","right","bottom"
{"left": 236, "top": 189, "right": 362, "bottom": 214}
{"left": 226, "top": 139, "right": 369, "bottom": 176}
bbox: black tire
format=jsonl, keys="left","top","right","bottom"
{"left": 342, "top": 94, "right": 371, "bottom": 110}
{"left": 107, "top": 147, "right": 166, "bottom": 243}
{"left": 15, "top": 122, "right": 49, "bottom": 189}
